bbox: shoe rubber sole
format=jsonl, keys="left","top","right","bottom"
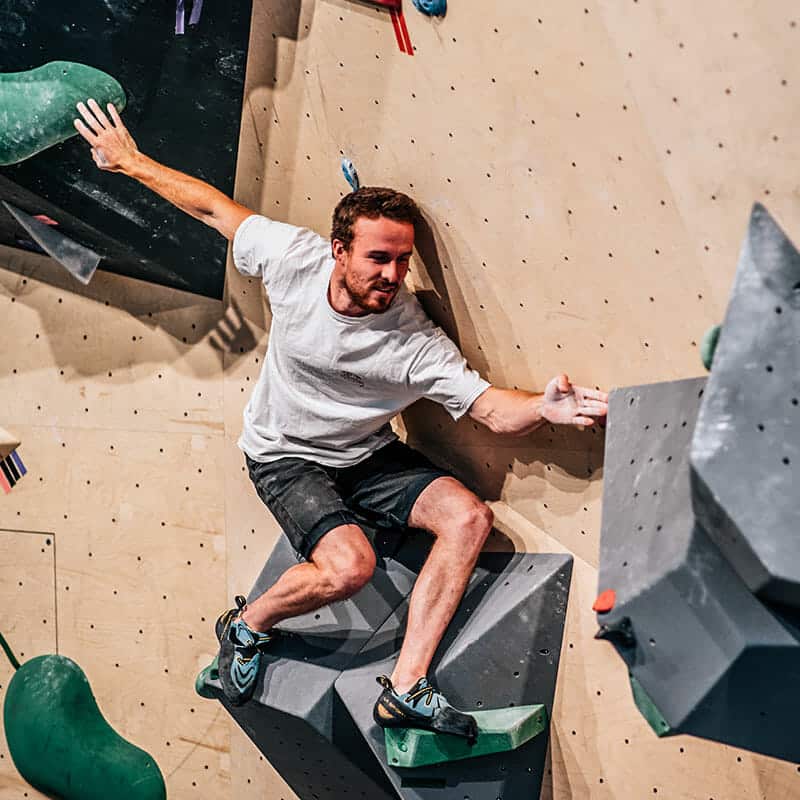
{"left": 373, "top": 690, "right": 478, "bottom": 745}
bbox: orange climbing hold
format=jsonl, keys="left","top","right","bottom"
{"left": 593, "top": 589, "right": 616, "bottom": 614}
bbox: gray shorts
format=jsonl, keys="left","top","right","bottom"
{"left": 245, "top": 440, "right": 450, "bottom": 560}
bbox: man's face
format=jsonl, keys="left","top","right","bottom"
{"left": 333, "top": 216, "right": 415, "bottom": 314}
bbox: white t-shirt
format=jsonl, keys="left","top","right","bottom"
{"left": 232, "top": 214, "right": 491, "bottom": 467}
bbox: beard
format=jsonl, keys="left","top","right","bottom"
{"left": 344, "top": 271, "right": 399, "bottom": 314}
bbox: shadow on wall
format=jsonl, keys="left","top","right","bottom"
{"left": 0, "top": 243, "right": 257, "bottom": 381}
{"left": 413, "top": 210, "right": 493, "bottom": 377}
{"left": 403, "top": 212, "right": 606, "bottom": 506}
{"left": 0, "top": 0, "right": 308, "bottom": 379}
{"left": 225, "top": 0, "right": 306, "bottom": 329}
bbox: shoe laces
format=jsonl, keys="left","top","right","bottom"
{"left": 404, "top": 678, "right": 445, "bottom": 710}
{"left": 229, "top": 596, "right": 274, "bottom": 650}
{"left": 377, "top": 675, "right": 445, "bottom": 710}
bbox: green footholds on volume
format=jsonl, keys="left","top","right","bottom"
{"left": 4, "top": 655, "right": 166, "bottom": 800}
{"left": 629, "top": 673, "right": 672, "bottom": 737}
{"left": 700, "top": 324, "right": 722, "bottom": 372}
{"left": 384, "top": 704, "right": 547, "bottom": 768}
{"left": 195, "top": 656, "right": 220, "bottom": 699}
{"left": 0, "top": 60, "right": 126, "bottom": 166}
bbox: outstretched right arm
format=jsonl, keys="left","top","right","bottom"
{"left": 73, "top": 98, "right": 252, "bottom": 241}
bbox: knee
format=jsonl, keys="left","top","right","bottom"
{"left": 321, "top": 545, "right": 376, "bottom": 600}
{"left": 452, "top": 501, "right": 494, "bottom": 553}
{"left": 468, "top": 501, "right": 494, "bottom": 540}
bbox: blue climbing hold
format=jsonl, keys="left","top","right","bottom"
{"left": 412, "top": 0, "right": 446, "bottom": 16}
{"left": 341, "top": 158, "right": 361, "bottom": 192}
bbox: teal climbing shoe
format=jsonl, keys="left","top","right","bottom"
{"left": 373, "top": 675, "right": 478, "bottom": 744}
{"left": 214, "top": 595, "right": 276, "bottom": 706}
{"left": 0, "top": 60, "right": 126, "bottom": 166}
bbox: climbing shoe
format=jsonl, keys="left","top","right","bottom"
{"left": 373, "top": 675, "right": 478, "bottom": 745}
{"left": 214, "top": 595, "right": 276, "bottom": 706}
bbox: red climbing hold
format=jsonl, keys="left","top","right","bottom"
{"left": 352, "top": 0, "right": 413, "bottom": 56}
{"left": 33, "top": 214, "right": 58, "bottom": 226}
{"left": 593, "top": 589, "right": 616, "bottom": 614}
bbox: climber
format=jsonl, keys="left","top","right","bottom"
{"left": 73, "top": 99, "right": 608, "bottom": 741}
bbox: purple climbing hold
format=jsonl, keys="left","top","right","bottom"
{"left": 175, "top": 0, "right": 204, "bottom": 34}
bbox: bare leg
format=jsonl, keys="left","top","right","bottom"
{"left": 390, "top": 477, "right": 493, "bottom": 692}
{"left": 240, "top": 524, "right": 376, "bottom": 632}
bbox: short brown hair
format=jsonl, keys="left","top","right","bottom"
{"left": 331, "top": 187, "right": 420, "bottom": 250}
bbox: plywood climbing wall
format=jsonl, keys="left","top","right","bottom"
{"left": 1, "top": 0, "right": 799, "bottom": 799}
{"left": 0, "top": 253, "right": 233, "bottom": 797}
{"left": 0, "top": 529, "right": 55, "bottom": 799}
{"left": 224, "top": 0, "right": 800, "bottom": 797}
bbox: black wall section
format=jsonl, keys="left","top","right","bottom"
{"left": 0, "top": 1, "right": 252, "bottom": 299}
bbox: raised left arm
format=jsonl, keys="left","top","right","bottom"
{"left": 468, "top": 375, "right": 608, "bottom": 436}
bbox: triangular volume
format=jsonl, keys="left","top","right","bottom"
{"left": 335, "top": 552, "right": 572, "bottom": 800}
{"left": 200, "top": 533, "right": 426, "bottom": 800}
{"left": 3, "top": 202, "right": 101, "bottom": 285}
{"left": 597, "top": 377, "right": 800, "bottom": 761}
{"left": 691, "top": 204, "right": 800, "bottom": 607}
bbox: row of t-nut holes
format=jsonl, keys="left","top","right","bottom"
{"left": 763, "top": 303, "right": 796, "bottom": 478}
{"left": 633, "top": 389, "right": 797, "bottom": 469}
{"left": 765, "top": 286, "right": 798, "bottom": 464}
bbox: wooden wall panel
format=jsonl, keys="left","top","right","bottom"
{"left": 0, "top": 252, "right": 232, "bottom": 798}
{"left": 596, "top": 1, "right": 800, "bottom": 310}
{"left": 2, "top": 1, "right": 797, "bottom": 798}
{"left": 0, "top": 252, "right": 225, "bottom": 435}
{"left": 220, "top": 1, "right": 799, "bottom": 797}
{"left": 0, "top": 529, "right": 56, "bottom": 800}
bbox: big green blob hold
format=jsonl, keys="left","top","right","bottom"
{"left": 4, "top": 655, "right": 166, "bottom": 800}
{"left": 0, "top": 60, "right": 126, "bottom": 166}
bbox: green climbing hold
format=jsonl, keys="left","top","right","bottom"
{"left": 629, "top": 673, "right": 672, "bottom": 737}
{"left": 0, "top": 60, "right": 126, "bottom": 166}
{"left": 384, "top": 704, "right": 547, "bottom": 768}
{"left": 195, "top": 655, "right": 220, "bottom": 699}
{"left": 4, "top": 654, "right": 166, "bottom": 800}
{"left": 701, "top": 324, "right": 722, "bottom": 372}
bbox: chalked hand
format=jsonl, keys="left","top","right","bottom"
{"left": 73, "top": 98, "right": 139, "bottom": 173}
{"left": 541, "top": 374, "right": 608, "bottom": 427}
